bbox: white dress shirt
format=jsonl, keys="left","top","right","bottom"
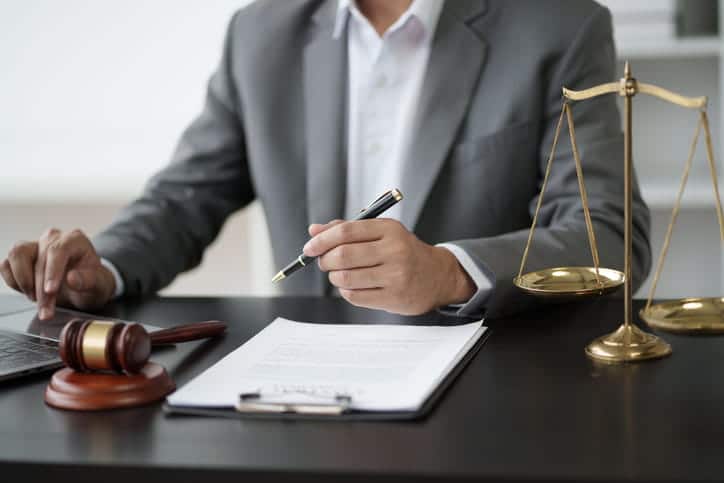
{"left": 335, "top": 0, "right": 491, "bottom": 310}
{"left": 106, "top": 0, "right": 492, "bottom": 310}
{"left": 336, "top": 0, "right": 441, "bottom": 222}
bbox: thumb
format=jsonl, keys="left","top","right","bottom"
{"left": 308, "top": 219, "right": 344, "bottom": 237}
{"left": 61, "top": 267, "right": 115, "bottom": 310}
{"left": 65, "top": 268, "right": 103, "bottom": 293}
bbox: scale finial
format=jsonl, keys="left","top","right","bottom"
{"left": 624, "top": 61, "right": 631, "bottom": 78}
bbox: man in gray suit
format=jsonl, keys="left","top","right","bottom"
{"left": 1, "top": 0, "right": 651, "bottom": 321}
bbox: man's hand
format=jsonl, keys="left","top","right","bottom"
{"left": 304, "top": 219, "right": 476, "bottom": 315}
{"left": 0, "top": 229, "right": 116, "bottom": 320}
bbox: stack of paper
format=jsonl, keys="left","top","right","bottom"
{"left": 167, "top": 318, "right": 486, "bottom": 413}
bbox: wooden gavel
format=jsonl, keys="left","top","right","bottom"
{"left": 58, "top": 318, "right": 227, "bottom": 374}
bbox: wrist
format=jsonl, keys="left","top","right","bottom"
{"left": 434, "top": 247, "right": 476, "bottom": 306}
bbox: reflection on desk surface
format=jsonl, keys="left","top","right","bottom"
{"left": 0, "top": 306, "right": 159, "bottom": 341}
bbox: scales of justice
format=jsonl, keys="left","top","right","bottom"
{"left": 514, "top": 62, "right": 724, "bottom": 363}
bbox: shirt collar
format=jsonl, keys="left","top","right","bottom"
{"left": 333, "top": 0, "right": 444, "bottom": 39}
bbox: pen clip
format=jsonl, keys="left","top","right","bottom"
{"left": 370, "top": 189, "right": 393, "bottom": 206}
{"left": 359, "top": 189, "right": 401, "bottom": 215}
{"left": 359, "top": 190, "right": 390, "bottom": 215}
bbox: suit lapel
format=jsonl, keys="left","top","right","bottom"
{"left": 399, "top": 0, "right": 489, "bottom": 231}
{"left": 304, "top": 1, "right": 347, "bottom": 228}
{"left": 304, "top": 0, "right": 347, "bottom": 293}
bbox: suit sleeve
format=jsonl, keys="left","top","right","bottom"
{"left": 443, "top": 6, "right": 652, "bottom": 319}
{"left": 93, "top": 12, "right": 253, "bottom": 296}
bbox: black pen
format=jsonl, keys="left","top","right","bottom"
{"left": 271, "top": 188, "right": 404, "bottom": 283}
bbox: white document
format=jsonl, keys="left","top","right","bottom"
{"left": 167, "top": 318, "right": 486, "bottom": 412}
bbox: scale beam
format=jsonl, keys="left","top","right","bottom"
{"left": 563, "top": 82, "right": 619, "bottom": 101}
{"left": 637, "top": 83, "right": 706, "bottom": 109}
{"left": 563, "top": 78, "right": 707, "bottom": 110}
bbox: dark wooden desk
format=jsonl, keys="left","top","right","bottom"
{"left": 1, "top": 294, "right": 723, "bottom": 482}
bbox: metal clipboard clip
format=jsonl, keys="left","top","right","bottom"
{"left": 236, "top": 391, "right": 353, "bottom": 416}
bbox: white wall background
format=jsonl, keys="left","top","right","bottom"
{"left": 1, "top": 0, "right": 252, "bottom": 200}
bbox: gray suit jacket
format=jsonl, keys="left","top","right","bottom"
{"left": 93, "top": 0, "right": 651, "bottom": 318}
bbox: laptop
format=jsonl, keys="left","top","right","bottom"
{"left": 0, "top": 301, "right": 157, "bottom": 382}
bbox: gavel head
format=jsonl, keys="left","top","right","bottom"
{"left": 59, "top": 319, "right": 151, "bottom": 374}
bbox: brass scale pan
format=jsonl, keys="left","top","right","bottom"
{"left": 514, "top": 267, "right": 624, "bottom": 299}
{"left": 640, "top": 298, "right": 724, "bottom": 333}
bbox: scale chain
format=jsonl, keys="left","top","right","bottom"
{"left": 517, "top": 102, "right": 567, "bottom": 278}
{"left": 644, "top": 114, "right": 703, "bottom": 311}
{"left": 702, "top": 111, "right": 724, "bottom": 243}
{"left": 565, "top": 104, "right": 603, "bottom": 286}
{"left": 518, "top": 102, "right": 605, "bottom": 286}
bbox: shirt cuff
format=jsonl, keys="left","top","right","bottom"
{"left": 436, "top": 243, "right": 494, "bottom": 317}
{"left": 100, "top": 258, "right": 125, "bottom": 299}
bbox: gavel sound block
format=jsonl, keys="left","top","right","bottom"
{"left": 45, "top": 319, "right": 226, "bottom": 411}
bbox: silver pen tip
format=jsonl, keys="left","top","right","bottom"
{"left": 271, "top": 271, "right": 286, "bottom": 283}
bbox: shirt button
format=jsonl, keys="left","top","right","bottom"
{"left": 366, "top": 142, "right": 382, "bottom": 155}
{"left": 375, "top": 75, "right": 388, "bottom": 88}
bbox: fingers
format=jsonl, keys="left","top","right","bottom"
{"left": 339, "top": 288, "right": 388, "bottom": 310}
{"left": 0, "top": 259, "right": 19, "bottom": 293}
{"left": 37, "top": 229, "right": 92, "bottom": 320}
{"left": 35, "top": 228, "right": 61, "bottom": 319}
{"left": 317, "top": 240, "right": 386, "bottom": 271}
{"left": 43, "top": 230, "right": 88, "bottom": 294}
{"left": 3, "top": 229, "right": 108, "bottom": 317}
{"left": 308, "top": 219, "right": 344, "bottom": 237}
{"left": 5, "top": 241, "right": 39, "bottom": 300}
{"left": 304, "top": 219, "right": 394, "bottom": 257}
{"left": 328, "top": 265, "right": 388, "bottom": 290}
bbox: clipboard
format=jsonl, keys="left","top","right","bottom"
{"left": 163, "top": 328, "right": 490, "bottom": 421}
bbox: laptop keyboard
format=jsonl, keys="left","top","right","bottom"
{"left": 0, "top": 331, "right": 60, "bottom": 372}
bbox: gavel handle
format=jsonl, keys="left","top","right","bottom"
{"left": 149, "top": 320, "right": 227, "bottom": 345}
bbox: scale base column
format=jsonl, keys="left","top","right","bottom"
{"left": 585, "top": 323, "right": 672, "bottom": 363}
